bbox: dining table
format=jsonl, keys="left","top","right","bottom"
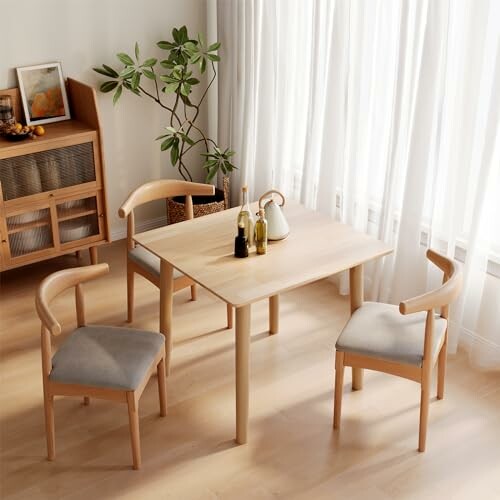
{"left": 133, "top": 200, "right": 392, "bottom": 444}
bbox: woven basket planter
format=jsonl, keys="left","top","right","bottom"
{"left": 167, "top": 176, "right": 230, "bottom": 224}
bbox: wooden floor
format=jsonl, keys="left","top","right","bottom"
{"left": 1, "top": 241, "right": 499, "bottom": 500}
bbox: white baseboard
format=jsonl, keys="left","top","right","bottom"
{"left": 110, "top": 215, "right": 168, "bottom": 242}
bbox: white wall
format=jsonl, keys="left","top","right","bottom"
{"left": 1, "top": 0, "right": 208, "bottom": 238}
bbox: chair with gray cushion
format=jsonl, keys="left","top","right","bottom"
{"left": 333, "top": 249, "right": 462, "bottom": 452}
{"left": 118, "top": 179, "right": 233, "bottom": 330}
{"left": 35, "top": 263, "right": 167, "bottom": 470}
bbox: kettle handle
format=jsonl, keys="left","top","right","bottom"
{"left": 259, "top": 189, "right": 286, "bottom": 209}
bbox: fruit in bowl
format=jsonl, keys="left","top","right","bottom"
{"left": 2, "top": 123, "right": 44, "bottom": 141}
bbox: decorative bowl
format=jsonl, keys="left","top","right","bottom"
{"left": 4, "top": 132, "right": 31, "bottom": 142}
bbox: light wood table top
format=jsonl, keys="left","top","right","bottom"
{"left": 133, "top": 201, "right": 392, "bottom": 307}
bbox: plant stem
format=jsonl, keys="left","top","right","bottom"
{"left": 177, "top": 62, "right": 218, "bottom": 178}
{"left": 138, "top": 84, "right": 183, "bottom": 127}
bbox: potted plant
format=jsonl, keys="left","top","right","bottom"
{"left": 93, "top": 25, "right": 236, "bottom": 223}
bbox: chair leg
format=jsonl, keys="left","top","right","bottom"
{"left": 127, "top": 267, "right": 134, "bottom": 323}
{"left": 126, "top": 392, "right": 141, "bottom": 470}
{"left": 157, "top": 357, "right": 167, "bottom": 417}
{"left": 83, "top": 396, "right": 90, "bottom": 405}
{"left": 191, "top": 284, "right": 197, "bottom": 301}
{"left": 437, "top": 339, "right": 447, "bottom": 400}
{"left": 333, "top": 351, "right": 345, "bottom": 429}
{"left": 227, "top": 304, "right": 233, "bottom": 329}
{"left": 418, "top": 377, "right": 431, "bottom": 452}
{"left": 44, "top": 393, "right": 55, "bottom": 461}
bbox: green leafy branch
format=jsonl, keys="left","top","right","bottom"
{"left": 93, "top": 26, "right": 236, "bottom": 183}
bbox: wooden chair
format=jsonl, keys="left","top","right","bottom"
{"left": 35, "top": 263, "right": 167, "bottom": 470}
{"left": 118, "top": 179, "right": 232, "bottom": 329}
{"left": 333, "top": 249, "right": 462, "bottom": 452}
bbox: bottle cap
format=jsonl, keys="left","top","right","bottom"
{"left": 242, "top": 185, "right": 248, "bottom": 192}
{"left": 238, "top": 222, "right": 245, "bottom": 228}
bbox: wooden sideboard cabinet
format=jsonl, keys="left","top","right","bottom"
{"left": 0, "top": 78, "right": 110, "bottom": 271}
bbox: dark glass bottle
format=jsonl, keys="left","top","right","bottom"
{"left": 234, "top": 223, "right": 249, "bottom": 258}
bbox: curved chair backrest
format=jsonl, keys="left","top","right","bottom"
{"left": 118, "top": 179, "right": 215, "bottom": 250}
{"left": 118, "top": 179, "right": 214, "bottom": 218}
{"left": 36, "top": 264, "right": 110, "bottom": 336}
{"left": 399, "top": 249, "right": 462, "bottom": 319}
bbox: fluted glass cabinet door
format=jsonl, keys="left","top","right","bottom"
{"left": 56, "top": 192, "right": 104, "bottom": 248}
{"left": 4, "top": 205, "right": 55, "bottom": 261}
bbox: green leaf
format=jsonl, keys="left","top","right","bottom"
{"left": 161, "top": 137, "right": 175, "bottom": 151}
{"left": 160, "top": 59, "right": 175, "bottom": 69}
{"left": 162, "top": 82, "right": 178, "bottom": 93}
{"left": 117, "top": 52, "right": 134, "bottom": 66}
{"left": 186, "top": 78, "right": 200, "bottom": 85}
{"left": 119, "top": 66, "right": 135, "bottom": 79}
{"left": 93, "top": 66, "right": 117, "bottom": 78}
{"left": 198, "top": 32, "right": 205, "bottom": 47}
{"left": 103, "top": 64, "right": 119, "bottom": 77}
{"left": 157, "top": 41, "right": 175, "bottom": 50}
{"left": 208, "top": 42, "right": 221, "bottom": 51}
{"left": 123, "top": 80, "right": 141, "bottom": 96}
{"left": 172, "top": 28, "right": 181, "bottom": 44}
{"left": 189, "top": 53, "right": 202, "bottom": 65}
{"left": 135, "top": 42, "right": 140, "bottom": 61}
{"left": 142, "top": 69, "right": 155, "bottom": 80}
{"left": 179, "top": 26, "right": 188, "bottom": 43}
{"left": 200, "top": 57, "right": 207, "bottom": 73}
{"left": 113, "top": 85, "right": 123, "bottom": 104}
{"left": 170, "top": 143, "right": 179, "bottom": 165}
{"left": 100, "top": 81, "right": 119, "bottom": 93}
{"left": 159, "top": 75, "right": 176, "bottom": 83}
{"left": 131, "top": 71, "right": 141, "bottom": 89}
{"left": 141, "top": 58, "right": 157, "bottom": 67}
{"left": 166, "top": 126, "right": 177, "bottom": 134}
{"left": 206, "top": 166, "right": 217, "bottom": 182}
{"left": 180, "top": 82, "right": 191, "bottom": 96}
{"left": 207, "top": 53, "right": 221, "bottom": 62}
{"left": 178, "top": 132, "right": 195, "bottom": 145}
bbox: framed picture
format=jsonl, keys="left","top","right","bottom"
{"left": 16, "top": 63, "right": 71, "bottom": 125}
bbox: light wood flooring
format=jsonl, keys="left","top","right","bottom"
{"left": 1, "top": 241, "right": 499, "bottom": 499}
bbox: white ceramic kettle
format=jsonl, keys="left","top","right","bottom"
{"left": 258, "top": 190, "right": 290, "bottom": 240}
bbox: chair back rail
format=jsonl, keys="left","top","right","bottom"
{"left": 118, "top": 180, "right": 214, "bottom": 249}
{"left": 118, "top": 179, "right": 214, "bottom": 218}
{"left": 399, "top": 250, "right": 462, "bottom": 318}
{"left": 36, "top": 264, "right": 109, "bottom": 336}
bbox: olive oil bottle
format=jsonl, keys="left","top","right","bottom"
{"left": 255, "top": 209, "right": 268, "bottom": 255}
{"left": 236, "top": 185, "right": 254, "bottom": 246}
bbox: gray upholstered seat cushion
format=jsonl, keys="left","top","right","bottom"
{"left": 50, "top": 325, "right": 164, "bottom": 390}
{"left": 129, "top": 246, "right": 182, "bottom": 279}
{"left": 335, "top": 302, "right": 447, "bottom": 367}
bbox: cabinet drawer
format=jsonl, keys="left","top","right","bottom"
{"left": 0, "top": 142, "right": 96, "bottom": 202}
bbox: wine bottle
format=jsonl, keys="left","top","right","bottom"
{"left": 236, "top": 185, "right": 255, "bottom": 247}
{"left": 255, "top": 208, "right": 268, "bottom": 255}
{"left": 234, "top": 222, "right": 249, "bottom": 258}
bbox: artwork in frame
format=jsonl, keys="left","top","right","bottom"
{"left": 16, "top": 63, "right": 71, "bottom": 125}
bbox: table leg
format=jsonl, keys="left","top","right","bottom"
{"left": 235, "top": 304, "right": 251, "bottom": 444}
{"left": 269, "top": 295, "right": 279, "bottom": 334}
{"left": 350, "top": 265, "right": 364, "bottom": 390}
{"left": 160, "top": 260, "right": 174, "bottom": 375}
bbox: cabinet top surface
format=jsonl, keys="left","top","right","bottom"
{"left": 0, "top": 120, "right": 95, "bottom": 155}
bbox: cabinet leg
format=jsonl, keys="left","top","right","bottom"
{"left": 89, "top": 247, "right": 98, "bottom": 265}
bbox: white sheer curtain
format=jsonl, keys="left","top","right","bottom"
{"left": 215, "top": 0, "right": 500, "bottom": 368}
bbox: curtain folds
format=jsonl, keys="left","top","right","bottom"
{"left": 215, "top": 0, "right": 500, "bottom": 368}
